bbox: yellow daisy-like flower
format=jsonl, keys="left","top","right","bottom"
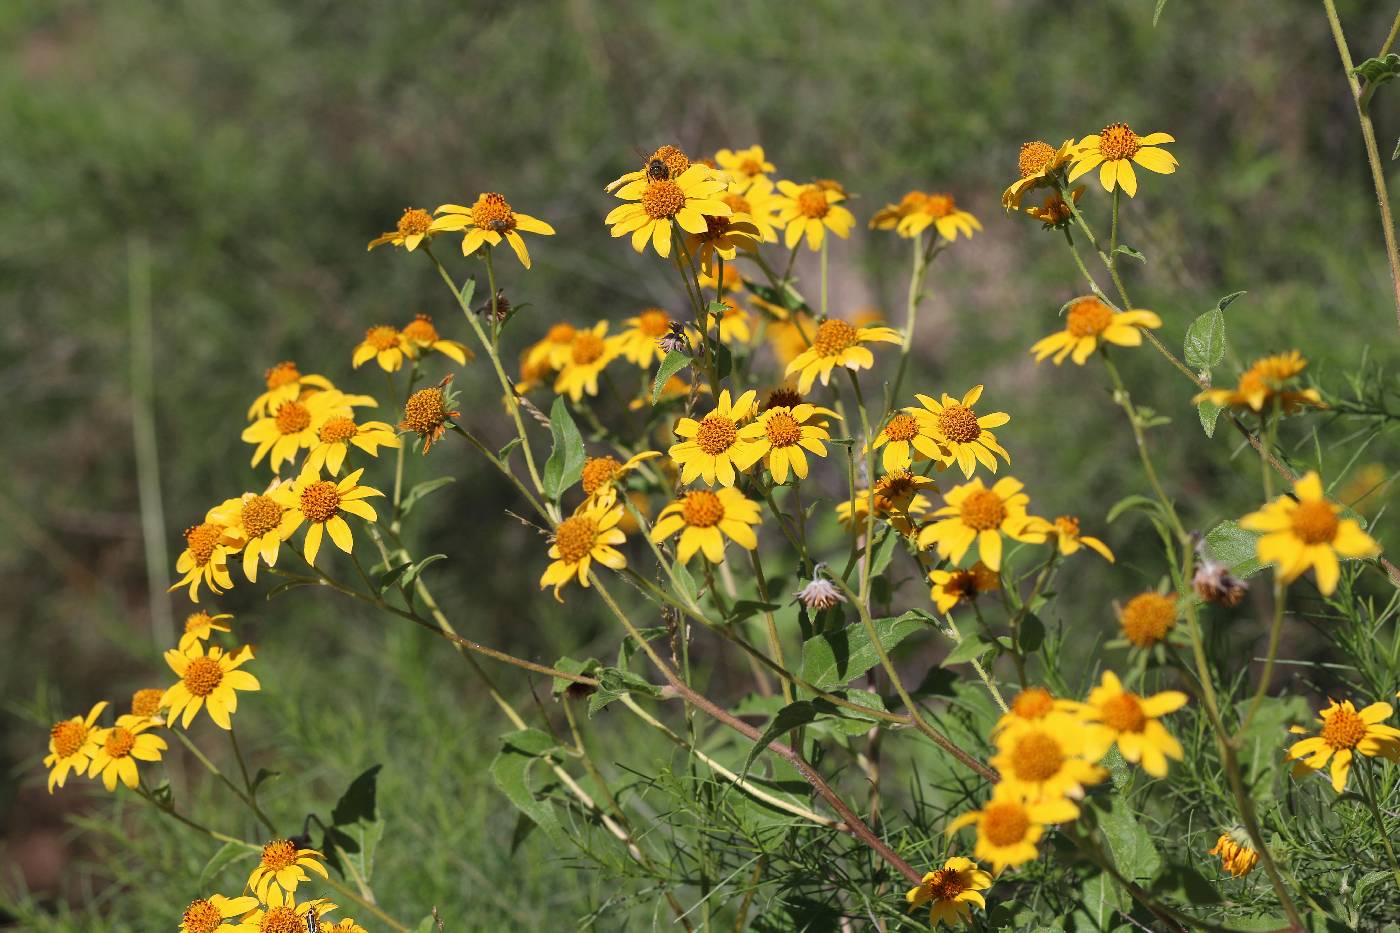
{"left": 367, "top": 206, "right": 448, "bottom": 252}
{"left": 1116, "top": 591, "right": 1178, "bottom": 649}
{"left": 129, "top": 687, "right": 167, "bottom": 721}
{"left": 1193, "top": 350, "right": 1325, "bottom": 414}
{"left": 651, "top": 487, "right": 761, "bottom": 564}
{"left": 905, "top": 856, "right": 992, "bottom": 928}
{"left": 738, "top": 403, "right": 835, "bottom": 484}
{"left": 400, "top": 378, "right": 461, "bottom": 455}
{"left": 517, "top": 347, "right": 555, "bottom": 395}
{"left": 866, "top": 410, "right": 944, "bottom": 473}
{"left": 713, "top": 297, "right": 755, "bottom": 345}
{"left": 401, "top": 313, "right": 472, "bottom": 365}
{"left": 1025, "top": 187, "right": 1084, "bottom": 230}
{"left": 685, "top": 213, "right": 761, "bottom": 276}
{"left": 870, "top": 191, "right": 930, "bottom": 230}
{"left": 169, "top": 508, "right": 241, "bottom": 603}
{"left": 1081, "top": 671, "right": 1187, "bottom": 778}
{"left": 1021, "top": 515, "right": 1114, "bottom": 562}
{"left": 1208, "top": 831, "right": 1260, "bottom": 879}
{"left": 539, "top": 501, "right": 628, "bottom": 601}
{"left": 714, "top": 145, "right": 775, "bottom": 186}
{"left": 772, "top": 180, "right": 855, "bottom": 250}
{"left": 554, "top": 321, "right": 622, "bottom": 402}
{"left": 433, "top": 193, "right": 555, "bottom": 269}
{"left": 324, "top": 919, "right": 369, "bottom": 933}
{"left": 989, "top": 715, "right": 1107, "bottom": 805}
{"left": 785, "top": 318, "right": 901, "bottom": 393}
{"left": 161, "top": 644, "right": 260, "bottom": 730}
{"left": 247, "top": 361, "right": 332, "bottom": 420}
{"left": 606, "top": 165, "right": 730, "bottom": 258}
{"left": 282, "top": 467, "right": 384, "bottom": 565}
{"left": 917, "top": 477, "right": 1035, "bottom": 572}
{"left": 928, "top": 561, "right": 1001, "bottom": 614}
{"left": 911, "top": 385, "right": 1011, "bottom": 478}
{"left": 1068, "top": 122, "right": 1177, "bottom": 197}
{"left": 178, "top": 610, "right": 234, "bottom": 651}
{"left": 718, "top": 176, "right": 784, "bottom": 243}
{"left": 992, "top": 687, "right": 1084, "bottom": 740}
{"left": 44, "top": 701, "right": 106, "bottom": 792}
{"left": 351, "top": 324, "right": 412, "bottom": 372}
{"left": 1002, "top": 139, "right": 1076, "bottom": 210}
{"left": 896, "top": 193, "right": 982, "bottom": 241}
{"left": 525, "top": 322, "right": 580, "bottom": 371}
{"left": 669, "top": 388, "right": 762, "bottom": 486}
{"left": 580, "top": 451, "right": 661, "bottom": 509}
{"left": 212, "top": 488, "right": 298, "bottom": 583}
{"left": 1285, "top": 699, "right": 1400, "bottom": 792}
{"left": 178, "top": 893, "right": 261, "bottom": 933}
{"left": 837, "top": 470, "right": 938, "bottom": 538}
{"left": 241, "top": 390, "right": 375, "bottom": 472}
{"left": 615, "top": 308, "right": 676, "bottom": 368}
{"left": 1029, "top": 297, "right": 1163, "bottom": 366}
{"left": 304, "top": 415, "right": 400, "bottom": 477}
{"left": 1240, "top": 471, "right": 1379, "bottom": 595}
{"left": 86, "top": 714, "right": 166, "bottom": 791}
{"left": 605, "top": 144, "right": 692, "bottom": 192}
{"left": 946, "top": 785, "right": 1078, "bottom": 873}
{"left": 239, "top": 899, "right": 340, "bottom": 928}
{"left": 247, "top": 840, "right": 330, "bottom": 904}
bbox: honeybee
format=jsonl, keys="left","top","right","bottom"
{"left": 487, "top": 217, "right": 512, "bottom": 233}
{"left": 646, "top": 157, "right": 670, "bottom": 181}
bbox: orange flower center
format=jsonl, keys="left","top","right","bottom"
{"left": 922, "top": 194, "right": 955, "bottom": 218}
{"left": 396, "top": 207, "right": 433, "bottom": 237}
{"left": 723, "top": 193, "right": 752, "bottom": 215}
{"left": 104, "top": 726, "right": 136, "bottom": 759}
{"left": 581, "top": 456, "right": 621, "bottom": 495}
{"left": 364, "top": 325, "right": 399, "bottom": 351}
{"left": 299, "top": 481, "right": 342, "bottom": 524}
{"left": 183, "top": 657, "right": 224, "bottom": 697}
{"left": 938, "top": 405, "right": 981, "bottom": 443}
{"left": 471, "top": 192, "right": 516, "bottom": 232}
{"left": 259, "top": 906, "right": 302, "bottom": 933}
{"left": 181, "top": 898, "right": 223, "bottom": 933}
{"left": 695, "top": 416, "right": 738, "bottom": 455}
{"left": 812, "top": 319, "right": 858, "bottom": 356}
{"left": 185, "top": 611, "right": 213, "bottom": 634}
{"left": 131, "top": 688, "right": 164, "bottom": 718}
{"left": 571, "top": 332, "right": 606, "bottom": 365}
{"left": 274, "top": 401, "right": 311, "bottom": 435}
{"left": 1121, "top": 592, "right": 1176, "bottom": 648}
{"left": 319, "top": 416, "right": 358, "bottom": 444}
{"left": 1320, "top": 706, "right": 1368, "bottom": 750}
{"left": 959, "top": 489, "right": 1006, "bottom": 532}
{"left": 241, "top": 495, "right": 283, "bottom": 539}
{"left": 1290, "top": 500, "right": 1339, "bottom": 545}
{"left": 1009, "top": 731, "right": 1065, "bottom": 783}
{"left": 546, "top": 322, "right": 577, "bottom": 343}
{"left": 50, "top": 720, "right": 89, "bottom": 758}
{"left": 184, "top": 522, "right": 223, "bottom": 565}
{"left": 796, "top": 189, "right": 830, "bottom": 219}
{"left": 1018, "top": 140, "right": 1057, "bottom": 178}
{"left": 260, "top": 838, "right": 299, "bottom": 871}
{"left": 1097, "top": 122, "right": 1141, "bottom": 161}
{"left": 554, "top": 516, "right": 599, "bottom": 564}
{"left": 875, "top": 470, "right": 918, "bottom": 509}
{"left": 681, "top": 490, "right": 725, "bottom": 527}
{"left": 981, "top": 801, "right": 1031, "bottom": 847}
{"left": 1100, "top": 693, "right": 1147, "bottom": 733}
{"left": 264, "top": 361, "right": 300, "bottom": 390}
{"left": 402, "top": 388, "right": 450, "bottom": 434}
{"left": 1011, "top": 687, "right": 1055, "bottom": 720}
{"left": 884, "top": 414, "right": 919, "bottom": 442}
{"left": 642, "top": 179, "right": 686, "bottom": 219}
{"left": 1066, "top": 298, "right": 1114, "bottom": 337}
{"left": 937, "top": 569, "right": 977, "bottom": 604}
{"left": 763, "top": 412, "right": 802, "bottom": 447}
{"left": 1053, "top": 515, "right": 1080, "bottom": 538}
{"left": 923, "top": 867, "right": 968, "bottom": 902}
{"left": 402, "top": 313, "right": 439, "bottom": 343}
{"left": 739, "top": 157, "right": 764, "bottom": 176}
{"left": 638, "top": 309, "right": 671, "bottom": 337}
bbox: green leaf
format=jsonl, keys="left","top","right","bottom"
{"left": 1112, "top": 244, "right": 1145, "bottom": 263}
{"left": 376, "top": 561, "right": 412, "bottom": 593}
{"left": 867, "top": 528, "right": 899, "bottom": 578}
{"left": 458, "top": 277, "right": 477, "bottom": 309}
{"left": 1197, "top": 399, "right": 1224, "bottom": 438}
{"left": 799, "top": 611, "right": 926, "bottom": 690}
{"left": 943, "top": 633, "right": 993, "bottom": 666}
{"left": 1098, "top": 798, "right": 1161, "bottom": 883}
{"left": 1106, "top": 494, "right": 1162, "bottom": 524}
{"left": 1078, "top": 870, "right": 1127, "bottom": 928}
{"left": 587, "top": 666, "right": 663, "bottom": 716}
{"left": 727, "top": 600, "right": 782, "bottom": 624}
{"left": 713, "top": 342, "right": 733, "bottom": 381}
{"left": 198, "top": 841, "right": 255, "bottom": 889}
{"left": 331, "top": 764, "right": 382, "bottom": 825}
{"left": 650, "top": 350, "right": 692, "bottom": 403}
{"left": 1205, "top": 520, "right": 1263, "bottom": 577}
{"left": 1183, "top": 308, "right": 1226, "bottom": 372}
{"left": 618, "top": 625, "right": 667, "bottom": 669}
{"left": 489, "top": 729, "right": 562, "bottom": 844}
{"left": 1215, "top": 290, "right": 1246, "bottom": 313}
{"left": 671, "top": 560, "right": 699, "bottom": 603}
{"left": 1018, "top": 614, "right": 1045, "bottom": 652}
{"left": 742, "top": 699, "right": 857, "bottom": 773}
{"left": 827, "top": 689, "right": 887, "bottom": 735}
{"left": 400, "top": 477, "right": 454, "bottom": 517}
{"left": 1354, "top": 53, "right": 1400, "bottom": 87}
{"left": 541, "top": 396, "right": 585, "bottom": 501}
{"left": 400, "top": 553, "right": 446, "bottom": 588}
{"left": 265, "top": 578, "right": 318, "bottom": 600}
{"left": 550, "top": 656, "right": 600, "bottom": 697}
{"left": 497, "top": 437, "right": 523, "bottom": 461}
{"left": 1152, "top": 0, "right": 1167, "bottom": 26}
{"left": 250, "top": 768, "right": 280, "bottom": 794}
{"left": 323, "top": 765, "right": 385, "bottom": 884}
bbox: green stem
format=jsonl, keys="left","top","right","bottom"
{"left": 170, "top": 729, "right": 276, "bottom": 834}
{"left": 1359, "top": 757, "right": 1400, "bottom": 886}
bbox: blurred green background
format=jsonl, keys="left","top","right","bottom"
{"left": 2, "top": 0, "right": 1397, "bottom": 928}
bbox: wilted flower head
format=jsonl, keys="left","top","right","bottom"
{"left": 657, "top": 320, "right": 692, "bottom": 356}
{"left": 796, "top": 566, "right": 844, "bottom": 611}
{"left": 1192, "top": 537, "right": 1248, "bottom": 607}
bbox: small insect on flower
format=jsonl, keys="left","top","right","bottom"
{"left": 1239, "top": 470, "right": 1379, "bottom": 595}
{"left": 1208, "top": 830, "right": 1260, "bottom": 879}
{"left": 1029, "top": 297, "right": 1163, "bottom": 366}
{"left": 605, "top": 162, "right": 731, "bottom": 258}
{"left": 605, "top": 144, "right": 692, "bottom": 192}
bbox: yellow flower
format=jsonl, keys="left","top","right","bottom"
{"left": 1285, "top": 699, "right": 1400, "bottom": 792}
{"left": 837, "top": 470, "right": 938, "bottom": 537}
{"left": 525, "top": 322, "right": 581, "bottom": 371}
{"left": 685, "top": 213, "right": 761, "bottom": 276}
{"left": 1193, "top": 350, "right": 1325, "bottom": 414}
{"left": 946, "top": 785, "right": 1078, "bottom": 873}
{"left": 433, "top": 193, "right": 555, "bottom": 268}
{"left": 1208, "top": 831, "right": 1260, "bottom": 879}
{"left": 213, "top": 487, "right": 298, "bottom": 583}
{"left": 304, "top": 415, "right": 400, "bottom": 477}
{"left": 766, "top": 310, "right": 820, "bottom": 367}
{"left": 870, "top": 191, "right": 930, "bottom": 230}
{"left": 1002, "top": 139, "right": 1076, "bottom": 210}
{"left": 714, "top": 145, "right": 775, "bottom": 186}
{"left": 867, "top": 410, "right": 944, "bottom": 473}
{"left": 714, "top": 297, "right": 754, "bottom": 344}
{"left": 580, "top": 451, "right": 661, "bottom": 509}
{"left": 1116, "top": 591, "right": 1178, "bottom": 648}
{"left": 928, "top": 561, "right": 1000, "bottom": 614}
{"left": 170, "top": 507, "right": 241, "bottom": 603}
{"left": 785, "top": 318, "right": 901, "bottom": 393}
{"left": 1024, "top": 187, "right": 1084, "bottom": 229}
{"left": 1021, "top": 515, "right": 1114, "bottom": 562}
{"left": 247, "top": 840, "right": 330, "bottom": 903}
{"left": 178, "top": 610, "right": 234, "bottom": 651}
{"left": 651, "top": 487, "right": 761, "bottom": 564}
{"left": 992, "top": 687, "right": 1084, "bottom": 740}
{"left": 606, "top": 165, "right": 730, "bottom": 258}
{"left": 238, "top": 898, "right": 340, "bottom": 929}
{"left": 1029, "top": 297, "right": 1162, "bottom": 366}
{"left": 517, "top": 347, "right": 555, "bottom": 394}
{"left": 129, "top": 687, "right": 167, "bottom": 720}
{"left": 44, "top": 701, "right": 106, "bottom": 792}
{"left": 247, "top": 361, "right": 332, "bottom": 420}
{"left": 351, "top": 324, "right": 412, "bottom": 372}
{"left": 1081, "top": 671, "right": 1187, "bottom": 777}
{"left": 241, "top": 390, "right": 375, "bottom": 472}
{"left": 1240, "top": 471, "right": 1379, "bottom": 595}
{"left": 282, "top": 467, "right": 384, "bottom": 565}
{"left": 989, "top": 715, "right": 1107, "bottom": 804}
{"left": 400, "top": 379, "right": 461, "bottom": 455}
{"left": 367, "top": 206, "right": 450, "bottom": 252}
{"left": 718, "top": 176, "right": 784, "bottom": 243}
{"left": 1068, "top": 123, "right": 1177, "bottom": 197}
{"left": 917, "top": 477, "right": 1035, "bottom": 572}
{"left": 179, "top": 894, "right": 261, "bottom": 933}
{"left": 401, "top": 313, "right": 471, "bottom": 365}
{"left": 772, "top": 180, "right": 855, "bottom": 250}
{"left": 540, "top": 501, "right": 628, "bottom": 601}
{"left": 896, "top": 193, "right": 982, "bottom": 241}
{"left": 554, "top": 321, "right": 622, "bottom": 402}
{"left": 86, "top": 714, "right": 166, "bottom": 791}
{"left": 905, "top": 856, "right": 992, "bottom": 928}
{"left": 615, "top": 308, "right": 676, "bottom": 368}
{"left": 669, "top": 389, "right": 762, "bottom": 486}
{"left": 161, "top": 644, "right": 260, "bottom": 730}
{"left": 738, "top": 403, "right": 835, "bottom": 484}
{"left": 605, "top": 144, "right": 692, "bottom": 193}
{"left": 911, "top": 385, "right": 1011, "bottom": 478}
{"left": 325, "top": 919, "right": 369, "bottom": 933}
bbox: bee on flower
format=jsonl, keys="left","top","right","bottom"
{"left": 1239, "top": 471, "right": 1379, "bottom": 595}
{"left": 605, "top": 144, "right": 692, "bottom": 192}
{"left": 540, "top": 501, "right": 629, "bottom": 601}
{"left": 772, "top": 180, "right": 855, "bottom": 250}
{"left": 433, "top": 192, "right": 555, "bottom": 268}
{"left": 1068, "top": 122, "right": 1177, "bottom": 197}
{"left": 785, "top": 317, "right": 901, "bottom": 393}
{"left": 1029, "top": 297, "right": 1162, "bottom": 366}
{"left": 606, "top": 163, "right": 730, "bottom": 258}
